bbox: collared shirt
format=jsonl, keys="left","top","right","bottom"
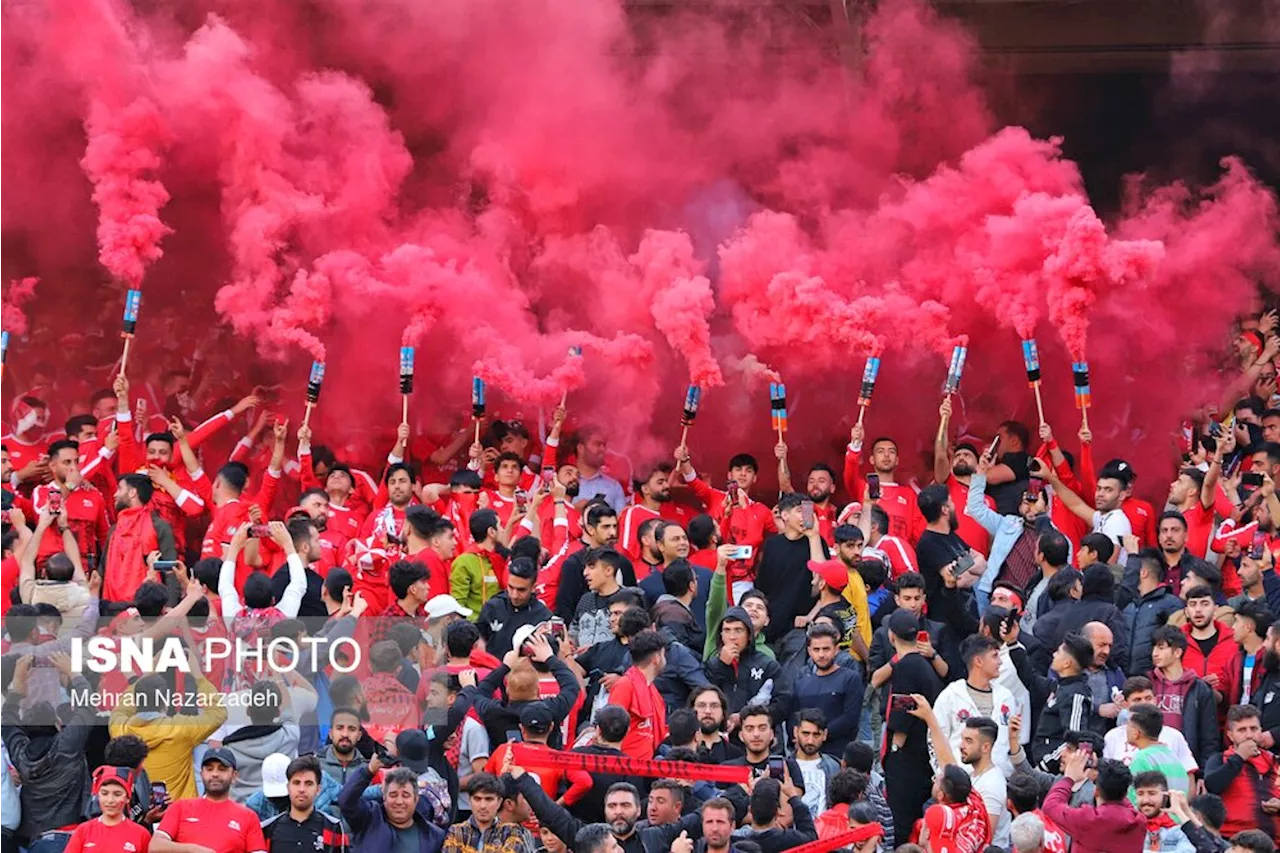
{"left": 442, "top": 817, "right": 536, "bottom": 853}
{"left": 576, "top": 471, "right": 625, "bottom": 513}
{"left": 261, "top": 809, "right": 348, "bottom": 853}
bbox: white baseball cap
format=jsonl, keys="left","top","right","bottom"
{"left": 261, "top": 752, "right": 290, "bottom": 797}
{"left": 424, "top": 595, "right": 473, "bottom": 620}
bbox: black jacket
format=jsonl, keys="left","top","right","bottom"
{"left": 730, "top": 796, "right": 818, "bottom": 853}
{"left": 478, "top": 591, "right": 553, "bottom": 659}
{"left": 1034, "top": 564, "right": 1130, "bottom": 668}
{"left": 2, "top": 677, "right": 96, "bottom": 841}
{"left": 704, "top": 607, "right": 786, "bottom": 722}
{"left": 1030, "top": 672, "right": 1092, "bottom": 768}
{"left": 515, "top": 773, "right": 700, "bottom": 853}
{"left": 554, "top": 544, "right": 636, "bottom": 621}
{"left": 473, "top": 655, "right": 581, "bottom": 750}
{"left": 1120, "top": 580, "right": 1182, "bottom": 676}
{"left": 1256, "top": 657, "right": 1280, "bottom": 752}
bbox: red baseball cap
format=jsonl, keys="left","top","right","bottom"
{"left": 807, "top": 558, "right": 849, "bottom": 591}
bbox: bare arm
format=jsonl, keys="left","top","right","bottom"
{"left": 933, "top": 398, "right": 952, "bottom": 485}
{"left": 1035, "top": 458, "right": 1095, "bottom": 524}
{"left": 776, "top": 441, "right": 794, "bottom": 494}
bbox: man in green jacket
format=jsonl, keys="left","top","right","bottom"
{"left": 450, "top": 508, "right": 504, "bottom": 620}
{"left": 703, "top": 554, "right": 775, "bottom": 661}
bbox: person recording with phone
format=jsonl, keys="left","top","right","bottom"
{"left": 878, "top": 608, "right": 943, "bottom": 845}
{"left": 914, "top": 482, "right": 986, "bottom": 604}
{"left": 965, "top": 446, "right": 1063, "bottom": 614}
{"left": 752, "top": 493, "right": 827, "bottom": 651}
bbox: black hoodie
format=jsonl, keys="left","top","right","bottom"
{"left": 704, "top": 606, "right": 787, "bottom": 722}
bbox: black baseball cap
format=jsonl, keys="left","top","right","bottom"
{"left": 201, "top": 747, "right": 237, "bottom": 770}
{"left": 519, "top": 702, "right": 555, "bottom": 734}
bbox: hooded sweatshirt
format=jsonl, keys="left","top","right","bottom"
{"left": 1149, "top": 667, "right": 1220, "bottom": 767}
{"left": 704, "top": 606, "right": 785, "bottom": 719}
{"left": 1042, "top": 779, "right": 1146, "bottom": 853}
{"left": 224, "top": 722, "right": 301, "bottom": 802}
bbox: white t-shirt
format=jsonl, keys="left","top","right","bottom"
{"left": 968, "top": 764, "right": 1010, "bottom": 849}
{"left": 1093, "top": 510, "right": 1133, "bottom": 561}
{"left": 795, "top": 756, "right": 828, "bottom": 815}
{"left": 1102, "top": 723, "right": 1198, "bottom": 772}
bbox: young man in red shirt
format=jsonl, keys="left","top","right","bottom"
{"left": 676, "top": 447, "right": 776, "bottom": 594}
{"left": 618, "top": 462, "right": 679, "bottom": 564}
{"left": 65, "top": 767, "right": 153, "bottom": 853}
{"left": 31, "top": 439, "right": 109, "bottom": 568}
{"left": 843, "top": 424, "right": 924, "bottom": 545}
{"left": 153, "top": 749, "right": 267, "bottom": 853}
{"left": 607, "top": 629, "right": 668, "bottom": 761}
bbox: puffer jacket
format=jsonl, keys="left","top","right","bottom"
{"left": 1121, "top": 583, "right": 1182, "bottom": 675}
{"left": 1, "top": 676, "right": 95, "bottom": 841}
{"left": 246, "top": 769, "right": 344, "bottom": 821}
{"left": 704, "top": 606, "right": 786, "bottom": 722}
{"left": 1035, "top": 564, "right": 1130, "bottom": 668}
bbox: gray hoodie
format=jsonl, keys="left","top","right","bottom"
{"left": 224, "top": 723, "right": 300, "bottom": 802}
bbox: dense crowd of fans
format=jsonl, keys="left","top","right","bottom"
{"left": 4, "top": 314, "right": 1280, "bottom": 853}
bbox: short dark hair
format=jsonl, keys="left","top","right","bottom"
{"left": 243, "top": 572, "right": 276, "bottom": 610}
{"left": 665, "top": 708, "right": 697, "bottom": 746}
{"left": 47, "top": 439, "right": 79, "bottom": 460}
{"left": 383, "top": 767, "right": 418, "bottom": 791}
{"left": 1188, "top": 794, "right": 1226, "bottom": 831}
{"left": 618, "top": 605, "right": 652, "bottom": 638}
{"left": 286, "top": 755, "right": 323, "bottom": 785}
{"left": 938, "top": 764, "right": 972, "bottom": 804}
{"left": 1128, "top": 703, "right": 1163, "bottom": 740}
{"left": 448, "top": 469, "right": 481, "bottom": 490}
{"left": 748, "top": 777, "right": 782, "bottom": 826}
{"left": 662, "top": 559, "right": 695, "bottom": 597}
{"left": 1227, "top": 704, "right": 1261, "bottom": 726}
{"left": 134, "top": 582, "right": 169, "bottom": 617}
{"left": 1183, "top": 583, "right": 1215, "bottom": 603}
{"left": 1079, "top": 532, "right": 1114, "bottom": 563}
{"left": 805, "top": 622, "right": 840, "bottom": 647}
{"left": 388, "top": 560, "right": 429, "bottom": 600}
{"left": 964, "top": 716, "right": 998, "bottom": 746}
{"left": 1000, "top": 421, "right": 1031, "bottom": 447}
{"left": 868, "top": 505, "right": 890, "bottom": 537}
{"left": 445, "top": 619, "right": 481, "bottom": 658}
{"left": 833, "top": 524, "right": 863, "bottom": 545}
{"left": 119, "top": 473, "right": 154, "bottom": 506}
{"left": 323, "top": 567, "right": 353, "bottom": 603}
{"left": 1132, "top": 770, "right": 1168, "bottom": 792}
{"left": 739, "top": 703, "right": 771, "bottom": 727}
{"left": 776, "top": 492, "right": 804, "bottom": 513}
{"left": 961, "top": 634, "right": 999, "bottom": 669}
{"left": 1060, "top": 633, "right": 1095, "bottom": 671}
{"left": 584, "top": 502, "right": 618, "bottom": 528}
{"left": 1121, "top": 676, "right": 1154, "bottom": 698}
{"left": 629, "top": 629, "right": 666, "bottom": 666}
{"left": 216, "top": 463, "right": 248, "bottom": 495}
{"left": 465, "top": 772, "right": 505, "bottom": 798}
{"left": 1095, "top": 759, "right": 1132, "bottom": 803}
{"left": 1037, "top": 530, "right": 1070, "bottom": 567}
{"left": 1151, "top": 624, "right": 1187, "bottom": 655}
{"left": 1158, "top": 510, "right": 1188, "bottom": 531}
{"left": 144, "top": 432, "right": 175, "bottom": 449}
{"left": 1236, "top": 600, "right": 1276, "bottom": 639}
{"left": 369, "top": 640, "right": 402, "bottom": 674}
{"left": 826, "top": 769, "right": 867, "bottom": 807}
{"left": 1225, "top": 830, "right": 1277, "bottom": 853}
{"left": 843, "top": 741, "right": 874, "bottom": 773}
{"left": 508, "top": 556, "right": 537, "bottom": 582}
{"left": 469, "top": 508, "right": 499, "bottom": 542}
{"left": 595, "top": 705, "right": 630, "bottom": 744}
{"left": 699, "top": 797, "right": 736, "bottom": 822}
{"left": 1006, "top": 772, "right": 1041, "bottom": 814}
{"left": 688, "top": 514, "right": 716, "bottom": 550}
{"left": 64, "top": 415, "right": 97, "bottom": 438}
{"left": 1048, "top": 568, "right": 1083, "bottom": 602}
{"left": 728, "top": 453, "right": 759, "bottom": 473}
{"left": 386, "top": 622, "right": 424, "bottom": 657}
{"left": 1137, "top": 548, "right": 1167, "bottom": 584}
{"left": 648, "top": 778, "right": 686, "bottom": 806}
{"left": 383, "top": 461, "right": 416, "bottom": 485}
{"left": 103, "top": 734, "right": 149, "bottom": 768}
{"left": 894, "top": 572, "right": 926, "bottom": 595}
{"left": 605, "top": 782, "right": 641, "bottom": 807}
{"left": 917, "top": 484, "right": 950, "bottom": 523}
{"left": 406, "top": 505, "right": 452, "bottom": 542}
{"left": 584, "top": 546, "right": 628, "bottom": 578}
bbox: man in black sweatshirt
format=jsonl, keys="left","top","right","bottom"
{"left": 729, "top": 776, "right": 817, "bottom": 853}
{"left": 1029, "top": 632, "right": 1096, "bottom": 770}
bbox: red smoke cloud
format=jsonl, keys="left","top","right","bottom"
{"left": 2, "top": 279, "right": 40, "bottom": 336}
{"left": 3, "top": 0, "right": 1280, "bottom": 494}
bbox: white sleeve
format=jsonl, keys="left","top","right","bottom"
{"left": 278, "top": 553, "right": 308, "bottom": 619}
{"left": 219, "top": 559, "right": 242, "bottom": 625}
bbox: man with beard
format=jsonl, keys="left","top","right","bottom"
{"left": 641, "top": 524, "right": 711, "bottom": 616}
{"left": 789, "top": 621, "right": 863, "bottom": 758}
{"left": 318, "top": 708, "right": 370, "bottom": 787}
{"left": 619, "top": 462, "right": 678, "bottom": 565}
{"left": 1227, "top": 542, "right": 1280, "bottom": 614}
{"left": 1131, "top": 771, "right": 1197, "bottom": 853}
{"left": 553, "top": 502, "right": 630, "bottom": 621}
{"left": 1246, "top": 621, "right": 1280, "bottom": 752}
{"left": 731, "top": 775, "right": 817, "bottom": 853}
{"left": 153, "top": 750, "right": 267, "bottom": 853}
{"left": 102, "top": 474, "right": 178, "bottom": 603}
{"left": 915, "top": 484, "right": 985, "bottom": 602}
{"left": 338, "top": 755, "right": 445, "bottom": 853}
{"left": 575, "top": 426, "right": 625, "bottom": 513}
{"left": 967, "top": 454, "right": 1060, "bottom": 613}
{"left": 789, "top": 710, "right": 841, "bottom": 816}
{"left": 934, "top": 397, "right": 996, "bottom": 556}
{"left": 776, "top": 444, "right": 842, "bottom": 546}
{"left": 478, "top": 556, "right": 553, "bottom": 658}
{"left": 754, "top": 493, "right": 828, "bottom": 647}
{"left": 396, "top": 506, "right": 457, "bottom": 601}
{"left": 688, "top": 687, "right": 743, "bottom": 763}
{"left": 831, "top": 526, "right": 873, "bottom": 657}
{"left": 1037, "top": 459, "right": 1134, "bottom": 564}
{"left": 695, "top": 799, "right": 741, "bottom": 853}
{"left": 296, "top": 424, "right": 371, "bottom": 542}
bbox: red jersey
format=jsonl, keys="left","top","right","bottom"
{"left": 945, "top": 475, "right": 995, "bottom": 556}
{"left": 1182, "top": 486, "right": 1233, "bottom": 559}
{"left": 32, "top": 482, "right": 110, "bottom": 565}
{"left": 1, "top": 431, "right": 50, "bottom": 476}
{"left": 325, "top": 501, "right": 364, "bottom": 543}
{"left": 65, "top": 817, "right": 152, "bottom": 853}
{"left": 537, "top": 536, "right": 582, "bottom": 609}
{"left": 484, "top": 490, "right": 521, "bottom": 529}
{"left": 157, "top": 798, "right": 266, "bottom": 853}
{"left": 843, "top": 447, "right": 925, "bottom": 544}
{"left": 617, "top": 501, "right": 686, "bottom": 564}
{"left": 0, "top": 556, "right": 17, "bottom": 616}
{"left": 922, "top": 791, "right": 992, "bottom": 853}
{"left": 683, "top": 474, "right": 777, "bottom": 584}
{"left": 1033, "top": 809, "right": 1069, "bottom": 853}
{"left": 362, "top": 671, "right": 421, "bottom": 744}
{"left": 1121, "top": 497, "right": 1159, "bottom": 550}
{"left": 608, "top": 667, "right": 667, "bottom": 760}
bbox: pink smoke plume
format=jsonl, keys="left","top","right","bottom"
{"left": 632, "top": 230, "right": 723, "bottom": 389}
{"left": 1, "top": 278, "right": 40, "bottom": 335}
{"left": 80, "top": 98, "right": 172, "bottom": 289}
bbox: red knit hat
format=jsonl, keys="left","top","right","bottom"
{"left": 92, "top": 765, "right": 135, "bottom": 798}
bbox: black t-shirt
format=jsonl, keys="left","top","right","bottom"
{"left": 271, "top": 565, "right": 326, "bottom": 617}
{"left": 915, "top": 530, "right": 969, "bottom": 600}
{"left": 886, "top": 651, "right": 943, "bottom": 760}
{"left": 1194, "top": 631, "right": 1220, "bottom": 659}
{"left": 988, "top": 451, "right": 1032, "bottom": 516}
{"left": 755, "top": 533, "right": 828, "bottom": 645}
